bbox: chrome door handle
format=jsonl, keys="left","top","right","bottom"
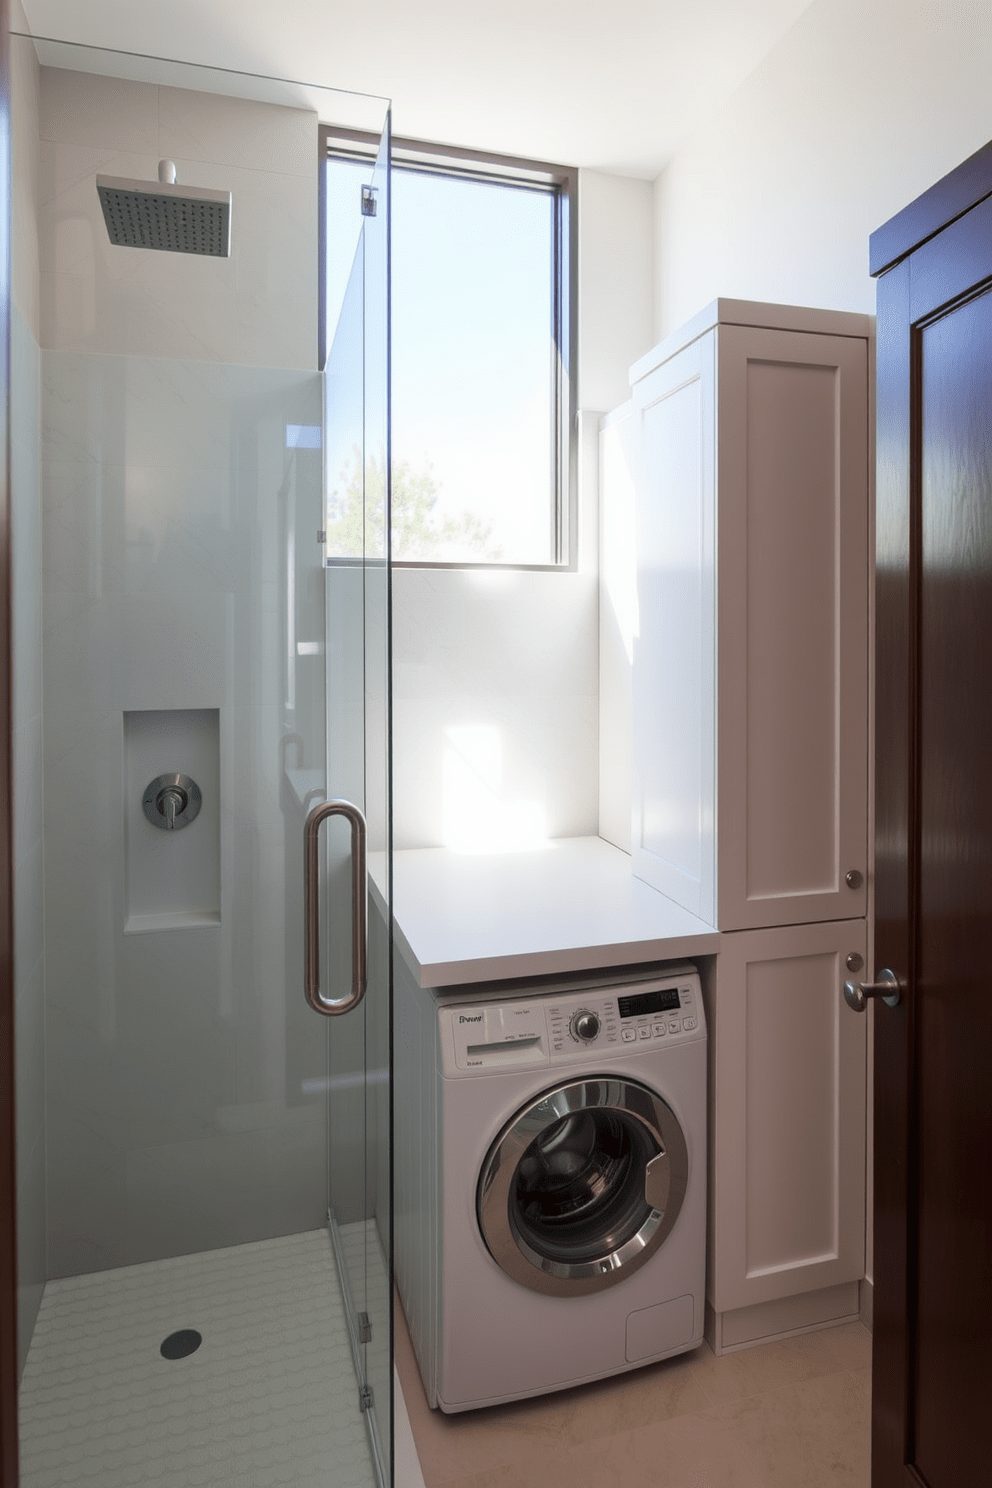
{"left": 843, "top": 967, "right": 903, "bottom": 1013}
{"left": 304, "top": 797, "right": 367, "bottom": 1016}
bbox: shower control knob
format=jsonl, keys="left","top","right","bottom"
{"left": 570, "top": 1010, "right": 601, "bottom": 1043}
{"left": 159, "top": 786, "right": 186, "bottom": 830}
{"left": 142, "top": 773, "right": 202, "bottom": 832}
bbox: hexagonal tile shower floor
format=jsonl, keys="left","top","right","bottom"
{"left": 17, "top": 1229, "right": 379, "bottom": 1488}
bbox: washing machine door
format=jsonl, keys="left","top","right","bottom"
{"left": 477, "top": 1076, "right": 689, "bottom": 1297}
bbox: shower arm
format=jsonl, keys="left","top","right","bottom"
{"left": 303, "top": 798, "right": 368, "bottom": 1016}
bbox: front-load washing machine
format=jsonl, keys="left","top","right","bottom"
{"left": 393, "top": 963, "right": 707, "bottom": 1412}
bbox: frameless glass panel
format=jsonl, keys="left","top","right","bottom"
{"left": 322, "top": 111, "right": 393, "bottom": 1482}
{"left": 362, "top": 119, "right": 393, "bottom": 1475}
{"left": 9, "top": 28, "right": 392, "bottom": 1488}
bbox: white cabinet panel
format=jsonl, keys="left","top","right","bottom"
{"left": 631, "top": 332, "right": 716, "bottom": 921}
{"left": 628, "top": 303, "right": 870, "bottom": 932}
{"left": 706, "top": 920, "right": 867, "bottom": 1314}
{"left": 717, "top": 326, "right": 869, "bottom": 929}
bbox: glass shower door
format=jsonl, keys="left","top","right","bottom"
{"left": 8, "top": 28, "right": 394, "bottom": 1488}
{"left": 315, "top": 115, "right": 393, "bottom": 1482}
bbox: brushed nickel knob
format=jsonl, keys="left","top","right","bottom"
{"left": 142, "top": 773, "right": 202, "bottom": 832}
{"left": 843, "top": 967, "right": 903, "bottom": 1013}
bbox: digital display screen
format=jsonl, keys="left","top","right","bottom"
{"left": 617, "top": 987, "right": 681, "bottom": 1019}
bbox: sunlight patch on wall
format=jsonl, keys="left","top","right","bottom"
{"left": 441, "top": 723, "right": 549, "bottom": 853}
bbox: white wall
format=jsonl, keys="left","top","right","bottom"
{"left": 578, "top": 170, "right": 654, "bottom": 414}
{"left": 38, "top": 67, "right": 317, "bottom": 364}
{"left": 654, "top": 0, "right": 992, "bottom": 338}
{"left": 391, "top": 168, "right": 654, "bottom": 853}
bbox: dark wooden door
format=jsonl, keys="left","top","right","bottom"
{"left": 871, "top": 145, "right": 992, "bottom": 1488}
{"left": 1, "top": 4, "right": 19, "bottom": 1486}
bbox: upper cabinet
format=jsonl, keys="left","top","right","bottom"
{"left": 627, "top": 301, "right": 872, "bottom": 931}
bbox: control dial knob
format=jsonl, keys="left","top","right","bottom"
{"left": 570, "top": 1009, "right": 601, "bottom": 1043}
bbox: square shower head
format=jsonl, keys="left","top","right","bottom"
{"left": 96, "top": 174, "right": 232, "bottom": 256}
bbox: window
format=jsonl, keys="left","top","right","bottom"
{"left": 321, "top": 133, "right": 576, "bottom": 568}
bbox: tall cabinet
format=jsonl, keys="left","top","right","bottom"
{"left": 608, "top": 299, "right": 874, "bottom": 1351}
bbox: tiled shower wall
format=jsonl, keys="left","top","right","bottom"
{"left": 34, "top": 64, "right": 330, "bottom": 1279}
{"left": 41, "top": 354, "right": 327, "bottom": 1277}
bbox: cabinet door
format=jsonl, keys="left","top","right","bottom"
{"left": 630, "top": 331, "right": 717, "bottom": 923}
{"left": 716, "top": 327, "right": 869, "bottom": 929}
{"left": 707, "top": 920, "right": 867, "bottom": 1314}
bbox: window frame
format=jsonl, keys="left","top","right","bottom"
{"left": 319, "top": 126, "right": 578, "bottom": 572}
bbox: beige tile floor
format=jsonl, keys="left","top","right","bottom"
{"left": 396, "top": 1302, "right": 872, "bottom": 1488}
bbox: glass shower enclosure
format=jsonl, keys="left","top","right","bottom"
{"left": 9, "top": 27, "right": 393, "bottom": 1488}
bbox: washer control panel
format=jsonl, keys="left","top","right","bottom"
{"left": 546, "top": 975, "right": 701, "bottom": 1058}
{"left": 443, "top": 971, "right": 703, "bottom": 1073}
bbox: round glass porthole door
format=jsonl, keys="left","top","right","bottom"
{"left": 477, "top": 1077, "right": 688, "bottom": 1297}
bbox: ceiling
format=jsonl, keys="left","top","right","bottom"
{"left": 19, "top": 0, "right": 817, "bottom": 177}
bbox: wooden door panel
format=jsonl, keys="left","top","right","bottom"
{"left": 914, "top": 287, "right": 992, "bottom": 1488}
{"left": 1, "top": 8, "right": 17, "bottom": 1487}
{"left": 910, "top": 191, "right": 992, "bottom": 323}
{"left": 872, "top": 152, "right": 992, "bottom": 1488}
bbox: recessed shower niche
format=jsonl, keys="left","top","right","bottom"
{"left": 124, "top": 708, "right": 221, "bottom": 932}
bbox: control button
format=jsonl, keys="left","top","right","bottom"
{"left": 637, "top": 1025, "right": 652, "bottom": 1040}
{"left": 668, "top": 1018, "right": 682, "bottom": 1034}
{"left": 570, "top": 1010, "right": 601, "bottom": 1043}
{"left": 652, "top": 1022, "right": 667, "bottom": 1037}
{"left": 621, "top": 1027, "right": 636, "bottom": 1042}
{"left": 682, "top": 1016, "right": 698, "bottom": 1032}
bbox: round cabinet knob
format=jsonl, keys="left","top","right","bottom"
{"left": 570, "top": 1010, "right": 601, "bottom": 1043}
{"left": 845, "top": 869, "right": 864, "bottom": 890}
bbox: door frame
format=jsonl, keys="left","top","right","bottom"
{"left": 870, "top": 140, "right": 992, "bottom": 1487}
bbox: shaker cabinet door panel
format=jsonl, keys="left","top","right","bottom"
{"left": 716, "top": 328, "right": 869, "bottom": 930}
{"left": 708, "top": 920, "right": 868, "bottom": 1313}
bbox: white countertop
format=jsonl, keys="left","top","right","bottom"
{"left": 370, "top": 836, "right": 720, "bottom": 987}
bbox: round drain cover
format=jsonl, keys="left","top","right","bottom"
{"left": 160, "top": 1329, "right": 202, "bottom": 1360}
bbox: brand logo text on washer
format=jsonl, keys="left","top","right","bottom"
{"left": 458, "top": 1014, "right": 483, "bottom": 1023}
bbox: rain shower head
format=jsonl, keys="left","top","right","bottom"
{"left": 96, "top": 160, "right": 232, "bottom": 257}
